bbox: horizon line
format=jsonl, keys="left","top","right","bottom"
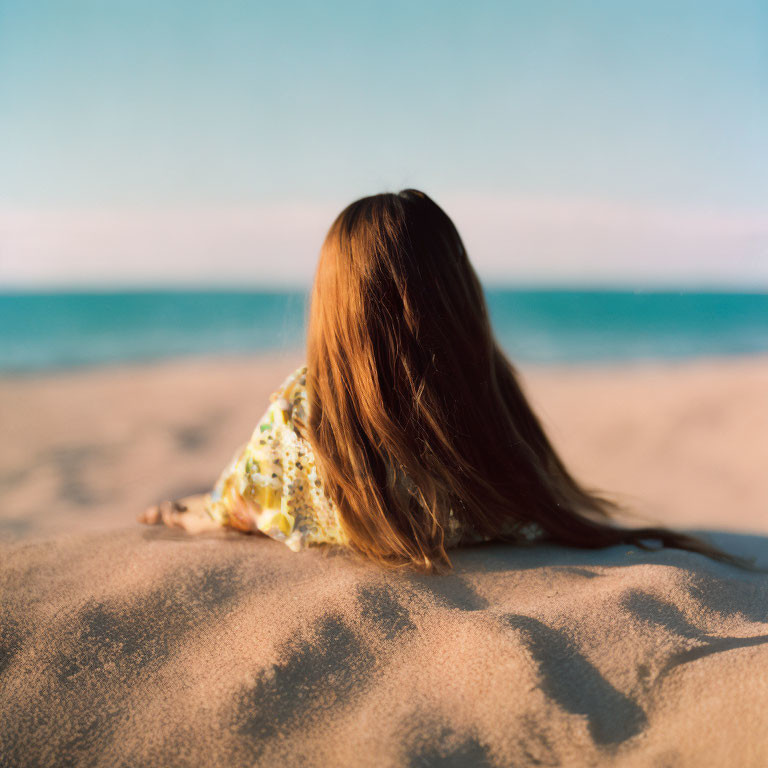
{"left": 2, "top": 280, "right": 767, "bottom": 295}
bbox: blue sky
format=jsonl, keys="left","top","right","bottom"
{"left": 1, "top": 0, "right": 766, "bottom": 287}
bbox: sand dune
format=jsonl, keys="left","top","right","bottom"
{"left": 1, "top": 353, "right": 768, "bottom": 766}
{"left": 2, "top": 527, "right": 767, "bottom": 766}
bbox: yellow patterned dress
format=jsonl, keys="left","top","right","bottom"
{"left": 205, "top": 365, "right": 544, "bottom": 552}
{"left": 205, "top": 366, "right": 347, "bottom": 551}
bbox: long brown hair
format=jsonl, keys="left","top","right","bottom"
{"left": 307, "top": 189, "right": 745, "bottom": 573}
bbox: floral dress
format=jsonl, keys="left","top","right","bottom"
{"left": 204, "top": 365, "right": 544, "bottom": 552}
{"left": 205, "top": 366, "right": 346, "bottom": 551}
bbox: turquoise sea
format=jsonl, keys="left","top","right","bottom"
{"left": 1, "top": 289, "right": 766, "bottom": 372}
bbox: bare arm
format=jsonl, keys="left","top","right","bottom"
{"left": 138, "top": 494, "right": 222, "bottom": 534}
{"left": 139, "top": 492, "right": 266, "bottom": 535}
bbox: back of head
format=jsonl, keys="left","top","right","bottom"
{"left": 306, "top": 190, "right": 743, "bottom": 572}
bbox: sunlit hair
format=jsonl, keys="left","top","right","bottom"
{"left": 307, "top": 189, "right": 744, "bottom": 573}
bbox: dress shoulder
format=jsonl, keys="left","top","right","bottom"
{"left": 270, "top": 365, "right": 308, "bottom": 405}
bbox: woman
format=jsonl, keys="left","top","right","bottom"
{"left": 141, "top": 189, "right": 742, "bottom": 573}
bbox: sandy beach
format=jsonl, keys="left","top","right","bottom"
{"left": 2, "top": 353, "right": 768, "bottom": 766}
{"left": 2, "top": 351, "right": 766, "bottom": 541}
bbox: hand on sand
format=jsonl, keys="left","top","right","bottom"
{"left": 139, "top": 495, "right": 220, "bottom": 534}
